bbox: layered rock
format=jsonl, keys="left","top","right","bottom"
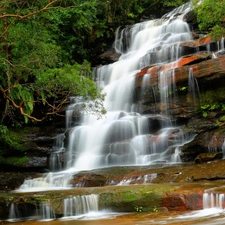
{"left": 132, "top": 34, "right": 225, "bottom": 161}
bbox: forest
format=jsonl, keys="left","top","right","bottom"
{"left": 0, "top": 0, "right": 225, "bottom": 166}
{"left": 0, "top": 0, "right": 224, "bottom": 126}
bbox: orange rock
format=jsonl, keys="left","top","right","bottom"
{"left": 162, "top": 191, "right": 203, "bottom": 211}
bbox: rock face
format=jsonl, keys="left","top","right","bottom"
{"left": 133, "top": 36, "right": 225, "bottom": 161}
{"left": 0, "top": 126, "right": 59, "bottom": 172}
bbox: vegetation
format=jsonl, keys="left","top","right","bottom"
{"left": 0, "top": 0, "right": 107, "bottom": 126}
{"left": 0, "top": 0, "right": 191, "bottom": 167}
{"left": 194, "top": 0, "right": 225, "bottom": 39}
{"left": 0, "top": 0, "right": 191, "bottom": 127}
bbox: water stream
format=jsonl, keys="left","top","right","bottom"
{"left": 18, "top": 1, "right": 198, "bottom": 191}
{"left": 6, "top": 191, "right": 225, "bottom": 224}
{"left": 6, "top": 2, "right": 225, "bottom": 225}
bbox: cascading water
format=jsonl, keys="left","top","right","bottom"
{"left": 18, "top": 2, "right": 199, "bottom": 190}
{"left": 188, "top": 67, "right": 200, "bottom": 107}
{"left": 63, "top": 194, "right": 99, "bottom": 218}
{"left": 66, "top": 5, "right": 194, "bottom": 172}
{"left": 203, "top": 192, "right": 225, "bottom": 209}
{"left": 8, "top": 201, "right": 55, "bottom": 222}
{"left": 175, "top": 192, "right": 225, "bottom": 222}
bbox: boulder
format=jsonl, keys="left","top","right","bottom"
{"left": 194, "top": 152, "right": 223, "bottom": 164}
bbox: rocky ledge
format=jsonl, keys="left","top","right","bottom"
{"left": 1, "top": 159, "right": 225, "bottom": 219}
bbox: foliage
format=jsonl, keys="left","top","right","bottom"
{"left": 152, "top": 206, "right": 158, "bottom": 212}
{"left": 193, "top": 0, "right": 225, "bottom": 39}
{"left": 0, "top": 156, "right": 28, "bottom": 166}
{"left": 134, "top": 205, "right": 143, "bottom": 212}
{"left": 0, "top": 126, "right": 24, "bottom": 154}
{"left": 163, "top": 0, "right": 189, "bottom": 7}
{"left": 0, "top": 0, "right": 190, "bottom": 126}
{"left": 0, "top": 0, "right": 106, "bottom": 125}
{"left": 201, "top": 103, "right": 225, "bottom": 118}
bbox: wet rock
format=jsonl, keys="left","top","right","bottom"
{"left": 99, "top": 48, "right": 121, "bottom": 64}
{"left": 0, "top": 172, "right": 38, "bottom": 191}
{"left": 0, "top": 198, "right": 7, "bottom": 219}
{"left": 181, "top": 124, "right": 225, "bottom": 162}
{"left": 70, "top": 173, "right": 108, "bottom": 187}
{"left": 194, "top": 152, "right": 223, "bottom": 164}
{"left": 162, "top": 191, "right": 203, "bottom": 211}
{"left": 179, "top": 36, "right": 212, "bottom": 48}
{"left": 22, "top": 156, "right": 48, "bottom": 168}
{"left": 145, "top": 114, "right": 172, "bottom": 133}
{"left": 0, "top": 126, "right": 58, "bottom": 171}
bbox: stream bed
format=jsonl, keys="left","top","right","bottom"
{"left": 2, "top": 210, "right": 225, "bottom": 225}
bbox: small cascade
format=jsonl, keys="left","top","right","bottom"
{"left": 203, "top": 192, "right": 225, "bottom": 209}
{"left": 50, "top": 133, "right": 66, "bottom": 171}
{"left": 222, "top": 139, "right": 225, "bottom": 157}
{"left": 18, "top": 172, "right": 73, "bottom": 191}
{"left": 63, "top": 194, "right": 99, "bottom": 217}
{"left": 162, "top": 1, "right": 192, "bottom": 20}
{"left": 34, "top": 201, "right": 55, "bottom": 221}
{"left": 188, "top": 67, "right": 200, "bottom": 107}
{"left": 116, "top": 173, "right": 158, "bottom": 185}
{"left": 8, "top": 203, "right": 23, "bottom": 222}
{"left": 8, "top": 201, "right": 55, "bottom": 221}
{"left": 212, "top": 52, "right": 217, "bottom": 58}
{"left": 171, "top": 147, "right": 182, "bottom": 163}
{"left": 211, "top": 36, "right": 225, "bottom": 58}
{"left": 159, "top": 68, "right": 177, "bottom": 115}
{"left": 217, "top": 37, "right": 225, "bottom": 52}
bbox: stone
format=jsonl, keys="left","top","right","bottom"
{"left": 194, "top": 152, "right": 223, "bottom": 164}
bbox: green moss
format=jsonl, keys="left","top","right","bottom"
{"left": 123, "top": 191, "right": 137, "bottom": 202}
{"left": 0, "top": 128, "right": 25, "bottom": 153}
{"left": 5, "top": 157, "right": 28, "bottom": 166}
{"left": 99, "top": 185, "right": 176, "bottom": 212}
{"left": 200, "top": 87, "right": 225, "bottom": 105}
{"left": 199, "top": 87, "right": 225, "bottom": 117}
{"left": 0, "top": 155, "right": 28, "bottom": 166}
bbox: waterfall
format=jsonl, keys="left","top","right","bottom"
{"left": 63, "top": 194, "right": 99, "bottom": 218}
{"left": 188, "top": 67, "right": 200, "bottom": 107}
{"left": 18, "top": 2, "right": 198, "bottom": 190}
{"left": 8, "top": 201, "right": 55, "bottom": 221}
{"left": 8, "top": 203, "right": 22, "bottom": 222}
{"left": 177, "top": 192, "right": 225, "bottom": 220}
{"left": 50, "top": 133, "right": 66, "bottom": 171}
{"left": 68, "top": 7, "right": 193, "bottom": 171}
{"left": 203, "top": 192, "right": 225, "bottom": 209}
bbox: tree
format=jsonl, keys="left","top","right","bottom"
{"left": 194, "top": 0, "right": 225, "bottom": 39}
{"left": 0, "top": 0, "right": 192, "bottom": 126}
{"left": 0, "top": 0, "right": 106, "bottom": 125}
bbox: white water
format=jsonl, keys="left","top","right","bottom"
{"left": 8, "top": 191, "right": 225, "bottom": 223}
{"left": 8, "top": 201, "right": 55, "bottom": 222}
{"left": 67, "top": 5, "right": 193, "bottom": 172}
{"left": 203, "top": 192, "right": 225, "bottom": 209}
{"left": 18, "top": 2, "right": 200, "bottom": 191}
{"left": 63, "top": 194, "right": 99, "bottom": 218}
{"left": 188, "top": 67, "right": 200, "bottom": 107}
{"left": 177, "top": 192, "right": 225, "bottom": 220}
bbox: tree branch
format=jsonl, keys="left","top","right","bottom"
{"left": 0, "top": 1, "right": 59, "bottom": 20}
{"left": 0, "top": 85, "right": 70, "bottom": 122}
{"left": 0, "top": 0, "right": 85, "bottom": 20}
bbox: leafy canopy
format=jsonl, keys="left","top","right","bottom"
{"left": 194, "top": 0, "right": 225, "bottom": 39}
{"left": 0, "top": 0, "right": 106, "bottom": 124}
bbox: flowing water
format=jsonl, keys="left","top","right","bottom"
{"left": 5, "top": 2, "right": 225, "bottom": 225}
{"left": 18, "top": 1, "right": 197, "bottom": 191}
{"left": 4, "top": 191, "right": 225, "bottom": 224}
